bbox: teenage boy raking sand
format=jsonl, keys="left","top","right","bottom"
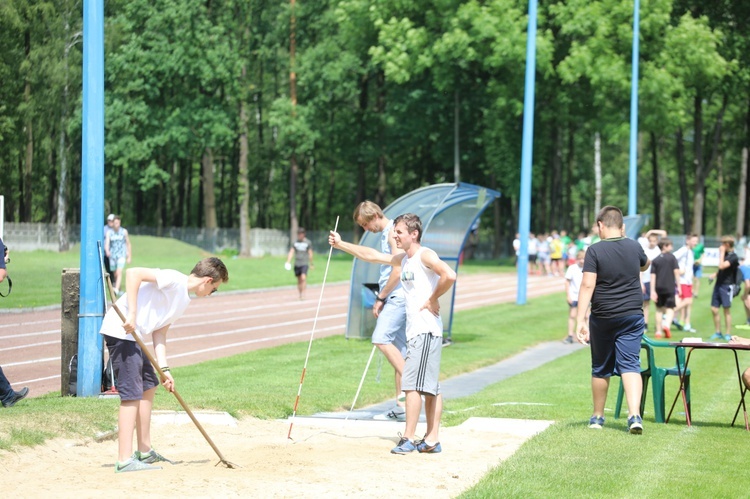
{"left": 99, "top": 257, "right": 229, "bottom": 472}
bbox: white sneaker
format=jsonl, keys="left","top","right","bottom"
{"left": 373, "top": 407, "right": 405, "bottom": 421}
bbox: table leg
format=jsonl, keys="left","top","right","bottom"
{"left": 729, "top": 350, "right": 749, "bottom": 431}
{"left": 667, "top": 348, "right": 693, "bottom": 426}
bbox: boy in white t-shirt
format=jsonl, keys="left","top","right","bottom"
{"left": 673, "top": 235, "right": 697, "bottom": 332}
{"left": 99, "top": 257, "right": 229, "bottom": 473}
{"left": 563, "top": 250, "right": 585, "bottom": 343}
{"left": 640, "top": 229, "right": 666, "bottom": 333}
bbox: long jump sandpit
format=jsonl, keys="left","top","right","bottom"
{"left": 3, "top": 411, "right": 552, "bottom": 497}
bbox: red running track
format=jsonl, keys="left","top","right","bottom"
{"left": 0, "top": 272, "right": 563, "bottom": 398}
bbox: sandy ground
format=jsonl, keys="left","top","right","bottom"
{"left": 2, "top": 412, "right": 552, "bottom": 498}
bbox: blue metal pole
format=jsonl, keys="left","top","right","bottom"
{"left": 78, "top": 0, "right": 105, "bottom": 397}
{"left": 628, "top": 0, "right": 640, "bottom": 217}
{"left": 517, "top": 0, "right": 538, "bottom": 305}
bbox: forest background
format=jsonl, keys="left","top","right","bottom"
{"left": 1, "top": 0, "right": 749, "bottom": 256}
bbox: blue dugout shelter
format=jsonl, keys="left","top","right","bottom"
{"left": 345, "top": 182, "right": 501, "bottom": 340}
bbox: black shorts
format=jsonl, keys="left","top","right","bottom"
{"left": 655, "top": 292, "right": 676, "bottom": 309}
{"left": 294, "top": 265, "right": 308, "bottom": 277}
{"left": 104, "top": 335, "right": 159, "bottom": 401}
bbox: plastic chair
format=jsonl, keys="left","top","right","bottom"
{"left": 615, "top": 335, "right": 691, "bottom": 423}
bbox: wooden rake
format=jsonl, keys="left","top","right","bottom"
{"left": 105, "top": 276, "right": 240, "bottom": 469}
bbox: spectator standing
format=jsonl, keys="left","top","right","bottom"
{"left": 105, "top": 215, "right": 132, "bottom": 296}
{"left": 640, "top": 230, "right": 666, "bottom": 333}
{"left": 103, "top": 214, "right": 116, "bottom": 281}
{"left": 650, "top": 238, "right": 680, "bottom": 339}
{"left": 563, "top": 250, "right": 585, "bottom": 344}
{"left": 0, "top": 236, "right": 29, "bottom": 408}
{"left": 536, "top": 233, "right": 552, "bottom": 276}
{"left": 575, "top": 206, "right": 649, "bottom": 435}
{"left": 350, "top": 201, "right": 408, "bottom": 421}
{"left": 737, "top": 248, "right": 750, "bottom": 331}
{"left": 709, "top": 236, "right": 740, "bottom": 341}
{"left": 673, "top": 235, "right": 698, "bottom": 332}
{"left": 692, "top": 236, "right": 705, "bottom": 298}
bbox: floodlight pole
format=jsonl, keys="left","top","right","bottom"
{"left": 627, "top": 0, "right": 640, "bottom": 217}
{"left": 516, "top": 0, "right": 537, "bottom": 305}
{"left": 78, "top": 0, "right": 105, "bottom": 396}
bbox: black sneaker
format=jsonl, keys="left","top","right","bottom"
{"left": 2, "top": 387, "right": 29, "bottom": 408}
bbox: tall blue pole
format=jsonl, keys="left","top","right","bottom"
{"left": 78, "top": 0, "right": 105, "bottom": 396}
{"left": 517, "top": 0, "right": 538, "bottom": 305}
{"left": 628, "top": 0, "right": 640, "bottom": 216}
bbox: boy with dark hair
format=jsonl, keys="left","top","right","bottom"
{"left": 99, "top": 257, "right": 229, "bottom": 472}
{"left": 329, "top": 213, "right": 457, "bottom": 453}
{"left": 285, "top": 228, "right": 314, "bottom": 300}
{"left": 650, "top": 238, "right": 680, "bottom": 339}
{"left": 576, "top": 205, "right": 650, "bottom": 434}
{"left": 709, "top": 236, "right": 740, "bottom": 341}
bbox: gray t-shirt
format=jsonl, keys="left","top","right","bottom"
{"left": 293, "top": 238, "right": 312, "bottom": 266}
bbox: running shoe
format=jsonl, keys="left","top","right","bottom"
{"left": 374, "top": 406, "right": 406, "bottom": 421}
{"left": 391, "top": 435, "right": 417, "bottom": 454}
{"left": 683, "top": 324, "right": 696, "bottom": 333}
{"left": 115, "top": 457, "right": 162, "bottom": 473}
{"left": 137, "top": 449, "right": 176, "bottom": 465}
{"left": 724, "top": 334, "right": 732, "bottom": 341}
{"left": 563, "top": 335, "right": 574, "bottom": 344}
{"left": 416, "top": 439, "right": 442, "bottom": 453}
{"left": 588, "top": 416, "right": 604, "bottom": 429}
{"left": 663, "top": 327, "right": 672, "bottom": 339}
{"left": 627, "top": 415, "right": 643, "bottom": 435}
{"left": 2, "top": 387, "right": 29, "bottom": 408}
{"left": 709, "top": 332, "right": 724, "bottom": 341}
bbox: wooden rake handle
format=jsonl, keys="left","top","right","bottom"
{"left": 105, "top": 276, "right": 239, "bottom": 468}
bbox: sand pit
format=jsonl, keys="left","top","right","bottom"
{"left": 3, "top": 412, "right": 553, "bottom": 498}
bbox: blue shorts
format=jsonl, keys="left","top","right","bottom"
{"left": 104, "top": 335, "right": 159, "bottom": 401}
{"left": 711, "top": 284, "right": 733, "bottom": 308}
{"left": 741, "top": 265, "right": 750, "bottom": 282}
{"left": 371, "top": 292, "right": 407, "bottom": 358}
{"left": 589, "top": 314, "right": 644, "bottom": 378}
{"left": 568, "top": 301, "right": 578, "bottom": 308}
{"left": 641, "top": 282, "right": 651, "bottom": 301}
{"left": 693, "top": 264, "right": 702, "bottom": 278}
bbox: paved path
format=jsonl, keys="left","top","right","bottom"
{"left": 313, "top": 341, "right": 587, "bottom": 420}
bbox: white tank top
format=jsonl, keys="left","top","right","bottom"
{"left": 400, "top": 247, "right": 443, "bottom": 340}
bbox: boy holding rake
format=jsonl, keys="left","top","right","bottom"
{"left": 99, "top": 257, "right": 228, "bottom": 472}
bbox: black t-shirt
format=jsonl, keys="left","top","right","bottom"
{"left": 717, "top": 251, "right": 739, "bottom": 285}
{"left": 583, "top": 237, "right": 648, "bottom": 319}
{"left": 650, "top": 252, "right": 679, "bottom": 293}
{"left": 0, "top": 237, "right": 5, "bottom": 271}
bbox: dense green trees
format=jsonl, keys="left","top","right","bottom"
{"left": 1, "top": 0, "right": 749, "bottom": 250}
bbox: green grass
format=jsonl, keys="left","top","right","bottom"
{"left": 0, "top": 235, "right": 357, "bottom": 309}
{"left": 3, "top": 240, "right": 750, "bottom": 496}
